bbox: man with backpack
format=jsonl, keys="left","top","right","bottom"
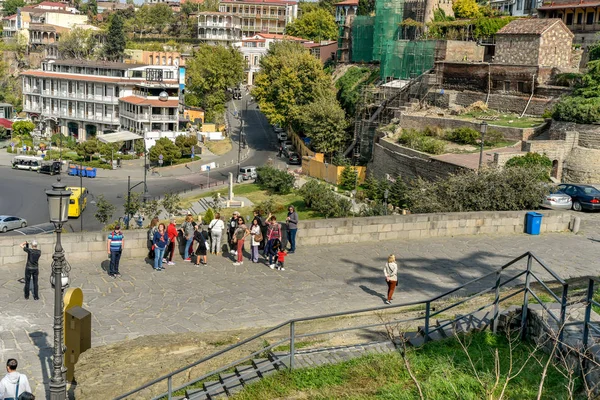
{"left": 0, "top": 359, "right": 31, "bottom": 400}
{"left": 228, "top": 211, "right": 240, "bottom": 255}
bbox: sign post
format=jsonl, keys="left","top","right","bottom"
{"left": 158, "top": 153, "right": 163, "bottom": 167}
{"left": 206, "top": 165, "right": 210, "bottom": 188}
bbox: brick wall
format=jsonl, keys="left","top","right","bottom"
{"left": 495, "top": 35, "right": 540, "bottom": 65}
{"left": 368, "top": 136, "right": 467, "bottom": 181}
{"left": 0, "top": 211, "right": 572, "bottom": 266}
{"left": 398, "top": 113, "right": 548, "bottom": 141}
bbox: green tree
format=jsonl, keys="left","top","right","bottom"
{"left": 339, "top": 165, "right": 358, "bottom": 190}
{"left": 285, "top": 8, "right": 338, "bottom": 41}
{"left": 76, "top": 139, "right": 99, "bottom": 161}
{"left": 99, "top": 141, "right": 123, "bottom": 162}
{"left": 553, "top": 60, "right": 600, "bottom": 123}
{"left": 363, "top": 174, "right": 380, "bottom": 201}
{"left": 297, "top": 96, "right": 349, "bottom": 158}
{"left": 388, "top": 176, "right": 408, "bottom": 209}
{"left": 87, "top": 0, "right": 97, "bottom": 16}
{"left": 255, "top": 165, "right": 295, "bottom": 194}
{"left": 94, "top": 194, "right": 116, "bottom": 226}
{"left": 57, "top": 27, "right": 98, "bottom": 60}
{"left": 162, "top": 192, "right": 181, "bottom": 217}
{"left": 175, "top": 134, "right": 198, "bottom": 156}
{"left": 12, "top": 120, "right": 35, "bottom": 137}
{"left": 3, "top": 0, "right": 24, "bottom": 16}
{"left": 252, "top": 41, "right": 333, "bottom": 127}
{"left": 505, "top": 152, "right": 552, "bottom": 181}
{"left": 123, "top": 191, "right": 142, "bottom": 225}
{"left": 185, "top": 44, "right": 244, "bottom": 122}
{"left": 103, "top": 13, "right": 126, "bottom": 61}
{"left": 452, "top": 0, "right": 481, "bottom": 18}
{"left": 140, "top": 199, "right": 161, "bottom": 219}
{"left": 148, "top": 3, "right": 174, "bottom": 33}
{"left": 149, "top": 137, "right": 181, "bottom": 164}
{"left": 357, "top": 0, "right": 375, "bottom": 15}
{"left": 203, "top": 208, "right": 215, "bottom": 224}
{"left": 126, "top": 0, "right": 134, "bottom": 4}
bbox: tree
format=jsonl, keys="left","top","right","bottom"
{"left": 126, "top": 0, "right": 134, "bottom": 4}
{"left": 148, "top": 137, "right": 181, "bottom": 164}
{"left": 285, "top": 8, "right": 338, "bottom": 41}
{"left": 94, "top": 195, "right": 116, "bottom": 226}
{"left": 58, "top": 28, "right": 98, "bottom": 60}
{"left": 76, "top": 139, "right": 99, "bottom": 161}
{"left": 553, "top": 60, "right": 600, "bottom": 123}
{"left": 162, "top": 192, "right": 181, "bottom": 217}
{"left": 3, "top": 0, "right": 24, "bottom": 16}
{"left": 147, "top": 3, "right": 174, "bottom": 34}
{"left": 103, "top": 13, "right": 126, "bottom": 62}
{"left": 357, "top": 0, "right": 375, "bottom": 15}
{"left": 339, "top": 165, "right": 358, "bottom": 190}
{"left": 388, "top": 176, "right": 408, "bottom": 209}
{"left": 505, "top": 152, "right": 552, "bottom": 181}
{"left": 252, "top": 41, "right": 333, "bottom": 127}
{"left": 99, "top": 141, "right": 123, "bottom": 162}
{"left": 185, "top": 44, "right": 244, "bottom": 122}
{"left": 87, "top": 0, "right": 97, "bottom": 16}
{"left": 12, "top": 120, "right": 35, "bottom": 137}
{"left": 140, "top": 199, "right": 161, "bottom": 219}
{"left": 123, "top": 191, "right": 142, "bottom": 223}
{"left": 255, "top": 165, "right": 295, "bottom": 194}
{"left": 297, "top": 96, "right": 349, "bottom": 158}
{"left": 175, "top": 134, "right": 198, "bottom": 156}
{"left": 452, "top": 0, "right": 481, "bottom": 18}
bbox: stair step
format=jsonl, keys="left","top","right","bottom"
{"left": 401, "top": 331, "right": 425, "bottom": 347}
{"left": 435, "top": 320, "right": 455, "bottom": 338}
{"left": 268, "top": 351, "right": 290, "bottom": 369}
{"left": 203, "top": 380, "right": 227, "bottom": 399}
{"left": 252, "top": 358, "right": 278, "bottom": 378}
{"left": 220, "top": 372, "right": 244, "bottom": 396}
{"left": 235, "top": 365, "right": 261, "bottom": 386}
{"left": 185, "top": 388, "right": 209, "bottom": 400}
{"left": 469, "top": 310, "right": 493, "bottom": 331}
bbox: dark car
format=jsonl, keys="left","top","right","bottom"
{"left": 38, "top": 161, "right": 62, "bottom": 175}
{"left": 288, "top": 152, "right": 301, "bottom": 165}
{"left": 557, "top": 184, "right": 600, "bottom": 211}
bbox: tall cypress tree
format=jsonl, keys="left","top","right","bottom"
{"left": 104, "top": 13, "right": 126, "bottom": 62}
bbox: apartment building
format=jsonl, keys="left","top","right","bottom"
{"left": 197, "top": 12, "right": 243, "bottom": 45}
{"left": 21, "top": 59, "right": 180, "bottom": 141}
{"left": 218, "top": 0, "right": 298, "bottom": 36}
{"left": 2, "top": 14, "right": 17, "bottom": 38}
{"left": 538, "top": 0, "right": 600, "bottom": 46}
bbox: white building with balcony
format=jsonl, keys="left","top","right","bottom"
{"left": 21, "top": 59, "right": 180, "bottom": 142}
{"left": 218, "top": 0, "right": 298, "bottom": 36}
{"left": 2, "top": 14, "right": 18, "bottom": 38}
{"left": 197, "top": 12, "right": 242, "bottom": 45}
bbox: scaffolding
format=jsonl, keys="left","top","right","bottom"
{"left": 380, "top": 40, "right": 436, "bottom": 81}
{"left": 372, "top": 0, "right": 404, "bottom": 62}
{"left": 351, "top": 16, "right": 375, "bottom": 63}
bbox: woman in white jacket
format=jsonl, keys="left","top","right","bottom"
{"left": 384, "top": 254, "right": 398, "bottom": 305}
{"left": 208, "top": 213, "right": 225, "bottom": 255}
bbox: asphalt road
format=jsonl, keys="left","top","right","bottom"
{"left": 0, "top": 95, "right": 278, "bottom": 234}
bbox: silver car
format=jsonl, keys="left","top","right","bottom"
{"left": 542, "top": 193, "right": 572, "bottom": 210}
{"left": 0, "top": 215, "right": 28, "bottom": 233}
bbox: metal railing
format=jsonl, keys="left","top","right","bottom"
{"left": 582, "top": 277, "right": 600, "bottom": 349}
{"left": 114, "top": 252, "right": 568, "bottom": 400}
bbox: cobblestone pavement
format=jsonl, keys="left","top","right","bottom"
{"left": 1, "top": 211, "right": 600, "bottom": 398}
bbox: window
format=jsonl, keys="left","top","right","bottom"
{"left": 566, "top": 13, "right": 573, "bottom": 25}
{"left": 577, "top": 12, "right": 583, "bottom": 24}
{"left": 587, "top": 12, "right": 594, "bottom": 24}
{"left": 132, "top": 70, "right": 143, "bottom": 78}
{"left": 516, "top": 0, "right": 522, "bottom": 9}
{"left": 504, "top": 81, "right": 510, "bottom": 91}
{"left": 517, "top": 81, "right": 525, "bottom": 92}
{"left": 254, "top": 56, "right": 259, "bottom": 65}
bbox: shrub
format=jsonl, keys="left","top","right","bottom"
{"left": 483, "top": 129, "right": 504, "bottom": 147}
{"left": 256, "top": 198, "right": 285, "bottom": 215}
{"left": 339, "top": 166, "right": 358, "bottom": 190}
{"left": 446, "top": 127, "right": 480, "bottom": 145}
{"left": 255, "top": 165, "right": 295, "bottom": 194}
{"left": 299, "top": 179, "right": 351, "bottom": 218}
{"left": 203, "top": 208, "right": 215, "bottom": 224}
{"left": 398, "top": 129, "right": 446, "bottom": 154}
{"left": 299, "top": 179, "right": 329, "bottom": 208}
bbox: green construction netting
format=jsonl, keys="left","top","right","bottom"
{"left": 337, "top": 22, "right": 344, "bottom": 60}
{"left": 372, "top": 0, "right": 404, "bottom": 62}
{"left": 351, "top": 16, "right": 375, "bottom": 63}
{"left": 380, "top": 40, "right": 436, "bottom": 80}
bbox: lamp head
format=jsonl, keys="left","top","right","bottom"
{"left": 45, "top": 177, "right": 71, "bottom": 227}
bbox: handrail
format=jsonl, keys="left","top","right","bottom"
{"left": 528, "top": 271, "right": 562, "bottom": 303}
{"left": 528, "top": 290, "right": 561, "bottom": 323}
{"left": 116, "top": 252, "right": 568, "bottom": 399}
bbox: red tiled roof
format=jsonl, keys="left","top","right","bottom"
{"left": 119, "top": 96, "right": 179, "bottom": 107}
{"left": 37, "top": 1, "right": 67, "bottom": 8}
{"left": 221, "top": 0, "right": 296, "bottom": 5}
{"left": 538, "top": 0, "right": 600, "bottom": 9}
{"left": 0, "top": 118, "right": 13, "bottom": 129}
{"left": 335, "top": 0, "right": 359, "bottom": 6}
{"left": 3, "top": 14, "right": 16, "bottom": 20}
{"left": 496, "top": 18, "right": 568, "bottom": 35}
{"left": 20, "top": 70, "right": 178, "bottom": 85}
{"left": 254, "top": 33, "right": 306, "bottom": 41}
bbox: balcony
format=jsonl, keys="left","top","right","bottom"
{"left": 198, "top": 33, "right": 240, "bottom": 41}
{"left": 35, "top": 89, "right": 119, "bottom": 104}
{"left": 151, "top": 114, "right": 178, "bottom": 121}
{"left": 23, "top": 105, "right": 42, "bottom": 113}
{"left": 198, "top": 21, "right": 238, "bottom": 28}
{"left": 566, "top": 22, "right": 600, "bottom": 32}
{"left": 120, "top": 110, "right": 150, "bottom": 121}
{"left": 24, "top": 87, "right": 41, "bottom": 94}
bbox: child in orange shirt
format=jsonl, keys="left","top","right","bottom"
{"left": 277, "top": 248, "right": 287, "bottom": 271}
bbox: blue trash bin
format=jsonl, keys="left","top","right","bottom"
{"left": 69, "top": 166, "right": 77, "bottom": 176}
{"left": 79, "top": 168, "right": 87, "bottom": 177}
{"left": 526, "top": 212, "right": 543, "bottom": 235}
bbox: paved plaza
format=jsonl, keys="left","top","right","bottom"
{"left": 1, "top": 212, "right": 599, "bottom": 398}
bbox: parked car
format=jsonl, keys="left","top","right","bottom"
{"left": 278, "top": 132, "right": 288, "bottom": 142}
{"left": 288, "top": 152, "right": 301, "bottom": 165}
{"left": 38, "top": 160, "right": 62, "bottom": 176}
{"left": 557, "top": 184, "right": 600, "bottom": 211}
{"left": 541, "top": 192, "right": 572, "bottom": 210}
{"left": 0, "top": 216, "right": 27, "bottom": 233}
{"left": 239, "top": 166, "right": 257, "bottom": 180}
{"left": 283, "top": 140, "right": 293, "bottom": 149}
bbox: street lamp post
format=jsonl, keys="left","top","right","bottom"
{"left": 479, "top": 121, "right": 488, "bottom": 171}
{"left": 384, "top": 189, "right": 389, "bottom": 216}
{"left": 45, "top": 179, "right": 72, "bottom": 400}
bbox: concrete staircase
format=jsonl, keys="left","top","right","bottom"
{"left": 174, "top": 308, "right": 512, "bottom": 400}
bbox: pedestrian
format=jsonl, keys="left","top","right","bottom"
{"left": 286, "top": 205, "right": 299, "bottom": 253}
{"left": 164, "top": 218, "right": 178, "bottom": 266}
{"left": 208, "top": 212, "right": 225, "bottom": 255}
{"left": 228, "top": 211, "right": 240, "bottom": 255}
{"left": 276, "top": 246, "right": 287, "bottom": 271}
{"left": 153, "top": 223, "right": 169, "bottom": 271}
{"left": 257, "top": 210, "right": 268, "bottom": 250}
{"left": 250, "top": 218, "right": 262, "bottom": 263}
{"left": 193, "top": 227, "right": 209, "bottom": 266}
{"left": 232, "top": 216, "right": 249, "bottom": 266}
{"left": 106, "top": 225, "right": 124, "bottom": 278}
{"left": 180, "top": 215, "right": 195, "bottom": 262}
{"left": 20, "top": 241, "right": 40, "bottom": 300}
{"left": 264, "top": 216, "right": 281, "bottom": 268}
{"left": 147, "top": 217, "right": 159, "bottom": 260}
{"left": 0, "top": 359, "right": 32, "bottom": 400}
{"left": 384, "top": 254, "right": 398, "bottom": 305}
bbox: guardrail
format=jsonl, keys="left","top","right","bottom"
{"left": 115, "top": 251, "right": 568, "bottom": 400}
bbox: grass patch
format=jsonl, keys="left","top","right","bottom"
{"left": 231, "top": 331, "right": 583, "bottom": 400}
{"left": 457, "top": 110, "right": 545, "bottom": 128}
{"left": 204, "top": 138, "right": 232, "bottom": 156}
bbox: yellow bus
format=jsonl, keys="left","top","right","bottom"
{"left": 67, "top": 187, "right": 88, "bottom": 218}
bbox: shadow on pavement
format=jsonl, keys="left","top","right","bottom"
{"left": 29, "top": 331, "right": 51, "bottom": 398}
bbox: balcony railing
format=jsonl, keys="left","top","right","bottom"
{"left": 198, "top": 21, "right": 238, "bottom": 28}
{"left": 151, "top": 114, "right": 178, "bottom": 121}
{"left": 198, "top": 34, "right": 240, "bottom": 40}
{"left": 120, "top": 110, "right": 150, "bottom": 120}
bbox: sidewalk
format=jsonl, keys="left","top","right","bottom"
{"left": 2, "top": 211, "right": 600, "bottom": 399}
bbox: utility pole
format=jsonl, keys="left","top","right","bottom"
{"left": 80, "top": 161, "right": 83, "bottom": 232}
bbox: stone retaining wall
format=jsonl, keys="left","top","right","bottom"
{"left": 0, "top": 211, "right": 572, "bottom": 266}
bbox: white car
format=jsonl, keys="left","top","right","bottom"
{"left": 541, "top": 193, "right": 572, "bottom": 210}
{"left": 0, "top": 215, "right": 27, "bottom": 232}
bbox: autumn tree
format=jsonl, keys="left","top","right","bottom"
{"left": 452, "top": 0, "right": 481, "bottom": 19}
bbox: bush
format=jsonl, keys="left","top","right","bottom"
{"left": 255, "top": 166, "right": 295, "bottom": 194}
{"left": 553, "top": 96, "right": 600, "bottom": 124}
{"left": 406, "top": 166, "right": 551, "bottom": 213}
{"left": 446, "top": 127, "right": 480, "bottom": 145}
{"left": 299, "top": 179, "right": 330, "bottom": 208}
{"left": 339, "top": 166, "right": 358, "bottom": 190}
{"left": 398, "top": 129, "right": 446, "bottom": 154}
{"left": 299, "top": 180, "right": 351, "bottom": 218}
{"left": 505, "top": 152, "right": 552, "bottom": 180}
{"left": 483, "top": 129, "right": 504, "bottom": 147}
{"left": 203, "top": 208, "right": 215, "bottom": 224}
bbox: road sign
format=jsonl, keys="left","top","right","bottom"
{"left": 159, "top": 154, "right": 163, "bottom": 160}
{"left": 206, "top": 166, "right": 210, "bottom": 171}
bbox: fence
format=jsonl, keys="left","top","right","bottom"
{"left": 114, "top": 251, "right": 568, "bottom": 400}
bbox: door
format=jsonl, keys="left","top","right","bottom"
{"left": 6, "top": 217, "right": 18, "bottom": 229}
